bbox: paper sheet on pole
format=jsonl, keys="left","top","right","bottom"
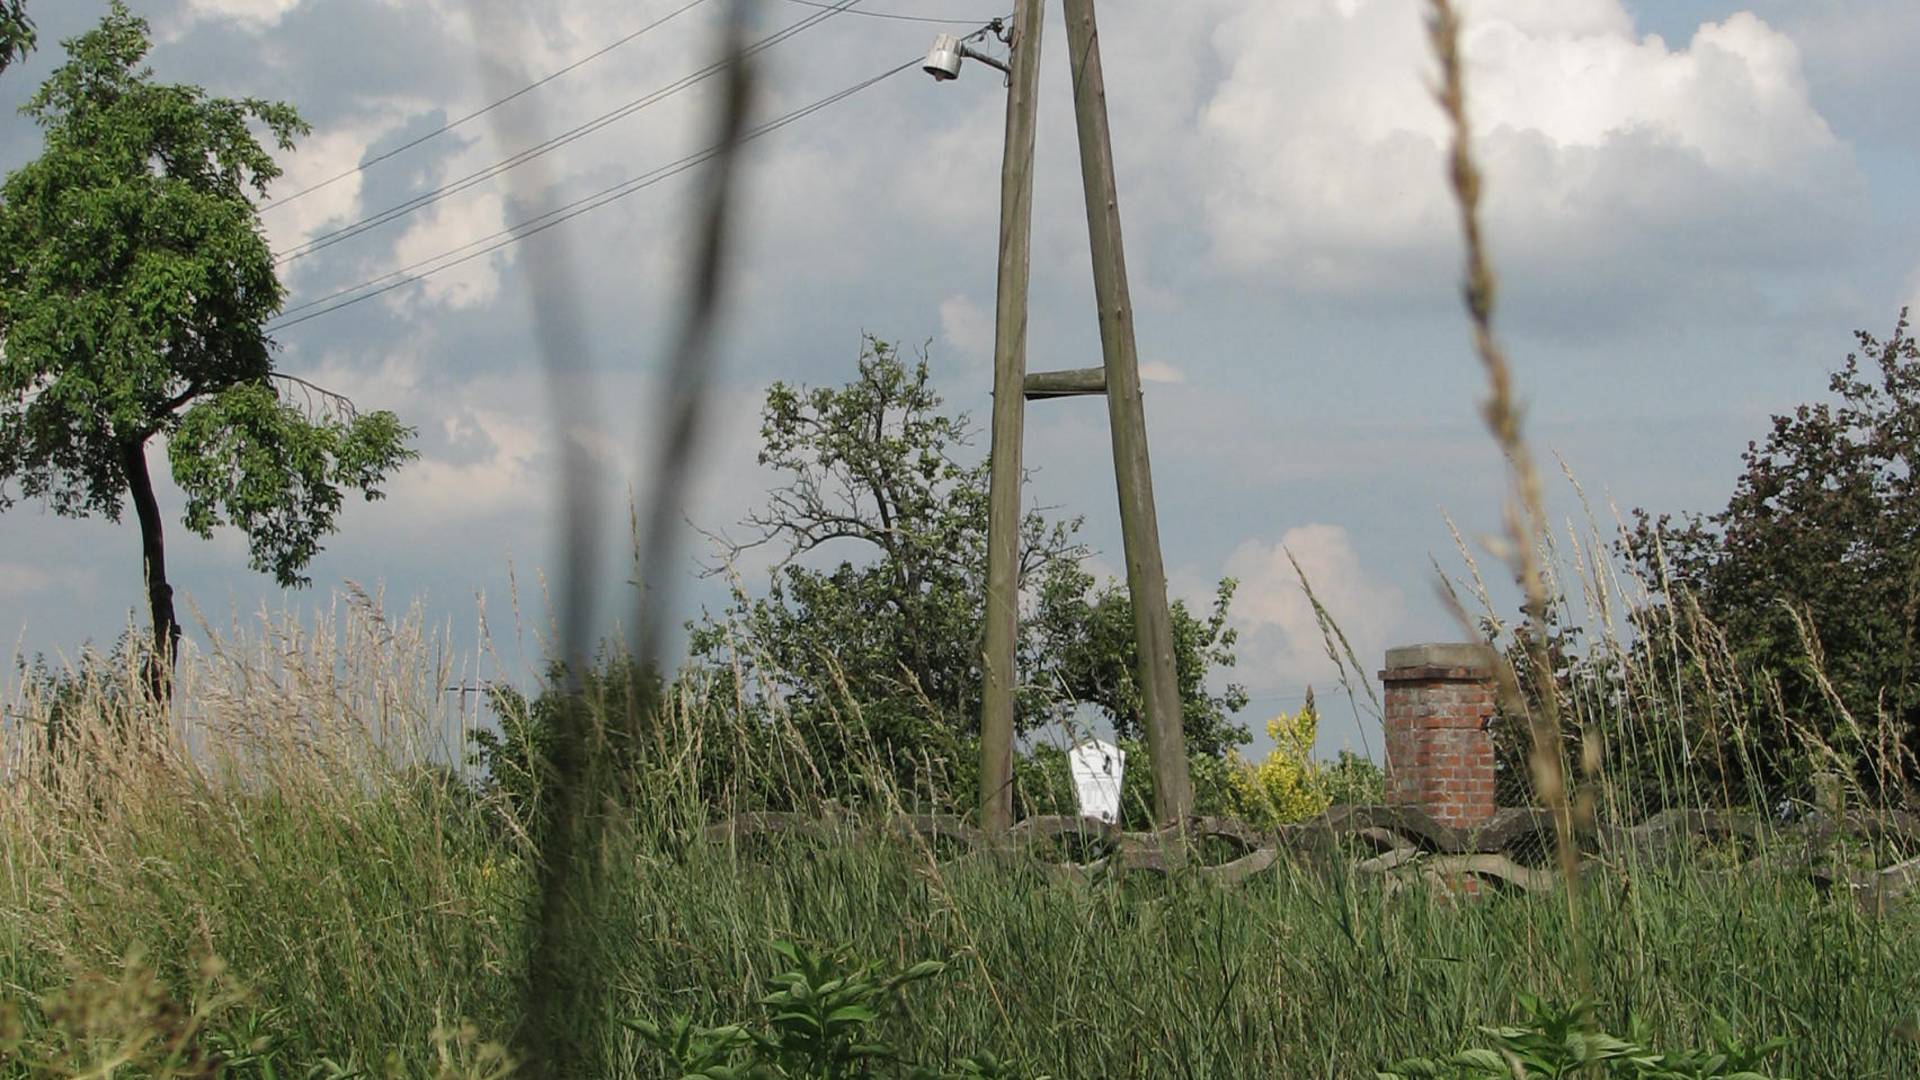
{"left": 1069, "top": 740, "right": 1125, "bottom": 824}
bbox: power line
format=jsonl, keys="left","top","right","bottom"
{"left": 1242, "top": 694, "right": 1318, "bottom": 707}
{"left": 267, "top": 56, "right": 925, "bottom": 334}
{"left": 263, "top": 0, "right": 717, "bottom": 213}
{"left": 273, "top": 0, "right": 863, "bottom": 264}
{"left": 274, "top": 0, "right": 871, "bottom": 267}
{"left": 777, "top": 0, "right": 988, "bottom": 23}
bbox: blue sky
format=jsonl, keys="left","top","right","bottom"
{"left": 3, "top": 0, "right": 1917, "bottom": 758}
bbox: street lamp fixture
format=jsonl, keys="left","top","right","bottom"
{"left": 921, "top": 21, "right": 1010, "bottom": 82}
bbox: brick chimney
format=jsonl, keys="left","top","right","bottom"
{"left": 1381, "top": 643, "right": 1499, "bottom": 830}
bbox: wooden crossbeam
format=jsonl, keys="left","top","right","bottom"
{"left": 1022, "top": 367, "right": 1106, "bottom": 399}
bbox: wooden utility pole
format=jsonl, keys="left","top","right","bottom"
{"left": 1061, "top": 0, "right": 1192, "bottom": 821}
{"left": 978, "top": 0, "right": 1046, "bottom": 833}
{"left": 972, "top": 0, "right": 1191, "bottom": 829}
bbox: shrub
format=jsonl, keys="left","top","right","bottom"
{"left": 1626, "top": 311, "right": 1920, "bottom": 808}
{"left": 1223, "top": 693, "right": 1384, "bottom": 827}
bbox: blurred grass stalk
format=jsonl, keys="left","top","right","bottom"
{"left": 1425, "top": 0, "right": 1588, "bottom": 952}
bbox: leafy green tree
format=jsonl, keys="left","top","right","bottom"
{"left": 0, "top": 4, "right": 414, "bottom": 694}
{"left": 0, "top": 1, "right": 31, "bottom": 73}
{"left": 688, "top": 339, "right": 1075, "bottom": 804}
{"left": 1629, "top": 310, "right": 1920, "bottom": 806}
{"left": 686, "top": 337, "right": 1248, "bottom": 808}
{"left": 1031, "top": 561, "right": 1249, "bottom": 760}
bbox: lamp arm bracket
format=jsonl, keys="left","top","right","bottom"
{"left": 959, "top": 42, "right": 1012, "bottom": 76}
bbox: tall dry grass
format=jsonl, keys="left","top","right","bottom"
{"left": 0, "top": 573, "right": 1915, "bottom": 1075}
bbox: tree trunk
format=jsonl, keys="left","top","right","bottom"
{"left": 122, "top": 437, "right": 180, "bottom": 702}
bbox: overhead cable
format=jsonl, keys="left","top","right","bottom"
{"left": 267, "top": 56, "right": 924, "bottom": 333}
{"left": 776, "top": 0, "right": 989, "bottom": 23}
{"left": 274, "top": 0, "right": 870, "bottom": 267}
{"left": 263, "top": 0, "right": 717, "bottom": 213}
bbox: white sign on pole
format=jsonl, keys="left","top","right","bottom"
{"left": 1069, "top": 739, "right": 1125, "bottom": 824}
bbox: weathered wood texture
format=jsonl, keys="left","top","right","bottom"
{"left": 705, "top": 807, "right": 1920, "bottom": 910}
{"left": 1061, "top": 0, "right": 1191, "bottom": 823}
{"left": 978, "top": 0, "right": 1047, "bottom": 833}
{"left": 1023, "top": 367, "right": 1106, "bottom": 399}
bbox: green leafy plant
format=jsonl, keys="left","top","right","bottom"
{"left": 754, "top": 941, "right": 944, "bottom": 1078}
{"left": 1225, "top": 694, "right": 1333, "bottom": 827}
{"left": 626, "top": 941, "right": 971, "bottom": 1079}
{"left": 1379, "top": 995, "right": 1786, "bottom": 1079}
{"left": 623, "top": 1013, "right": 757, "bottom": 1079}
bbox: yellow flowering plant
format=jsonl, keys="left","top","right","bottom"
{"left": 1227, "top": 692, "right": 1333, "bottom": 827}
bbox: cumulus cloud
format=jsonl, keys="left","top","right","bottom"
{"left": 384, "top": 189, "right": 511, "bottom": 311}
{"left": 1196, "top": 0, "right": 1851, "bottom": 291}
{"left": 8, "top": 0, "right": 1907, "bottom": 691}
{"left": 249, "top": 0, "right": 731, "bottom": 324}
{"left": 389, "top": 404, "right": 545, "bottom": 520}
{"left": 262, "top": 115, "right": 426, "bottom": 261}
{"left": 1222, "top": 524, "right": 1406, "bottom": 709}
{"left": 1778, "top": 2, "right": 1920, "bottom": 141}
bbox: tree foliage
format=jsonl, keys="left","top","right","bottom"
{"left": 0, "top": 4, "right": 414, "bottom": 686}
{"left": 1031, "top": 560, "right": 1248, "bottom": 760}
{"left": 684, "top": 338, "right": 1249, "bottom": 808}
{"left": 1628, "top": 310, "right": 1920, "bottom": 805}
{"left": 1219, "top": 690, "right": 1385, "bottom": 828}
{"left": 701, "top": 338, "right": 1078, "bottom": 733}
{"left": 0, "top": 1, "right": 31, "bottom": 73}
{"left": 169, "top": 382, "right": 414, "bottom": 587}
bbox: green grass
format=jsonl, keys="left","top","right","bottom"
{"left": 3, "top": 730, "right": 1916, "bottom": 1077}
{"left": 2, "top": 598, "right": 1917, "bottom": 1077}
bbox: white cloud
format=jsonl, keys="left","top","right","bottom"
{"left": 895, "top": 99, "right": 1003, "bottom": 239}
{"left": 0, "top": 562, "right": 95, "bottom": 601}
{"left": 262, "top": 112, "right": 437, "bottom": 264}
{"left": 266, "top": 347, "right": 546, "bottom": 527}
{"left": 385, "top": 189, "right": 510, "bottom": 311}
{"left": 1197, "top": 0, "right": 1847, "bottom": 285}
{"left": 938, "top": 294, "right": 993, "bottom": 367}
{"left": 388, "top": 403, "right": 543, "bottom": 519}
{"left": 252, "top": 0, "right": 729, "bottom": 322}
{"left": 9, "top": 0, "right": 1903, "bottom": 692}
{"left": 1223, "top": 524, "right": 1406, "bottom": 701}
{"left": 184, "top": 0, "right": 303, "bottom": 28}
{"left": 1139, "top": 360, "right": 1186, "bottom": 385}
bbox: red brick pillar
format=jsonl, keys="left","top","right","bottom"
{"left": 1381, "top": 643, "right": 1498, "bottom": 830}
